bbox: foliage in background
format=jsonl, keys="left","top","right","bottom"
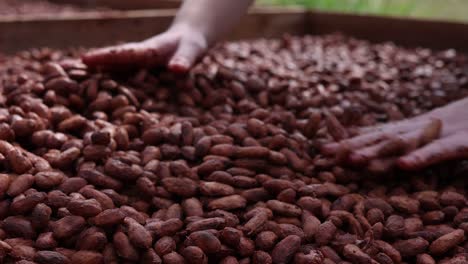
{"left": 259, "top": 0, "right": 468, "bottom": 22}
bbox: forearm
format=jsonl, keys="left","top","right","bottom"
{"left": 171, "top": 0, "right": 254, "bottom": 45}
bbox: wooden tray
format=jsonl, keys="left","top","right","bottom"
{"left": 48, "top": 0, "right": 182, "bottom": 10}
{"left": 309, "top": 11, "right": 468, "bottom": 53}
{"left": 1, "top": 7, "right": 468, "bottom": 54}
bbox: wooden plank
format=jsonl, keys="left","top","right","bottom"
{"left": 2, "top": 7, "right": 468, "bottom": 54}
{"left": 232, "top": 7, "right": 309, "bottom": 40}
{"left": 309, "top": 11, "right": 468, "bottom": 52}
{"left": 0, "top": 10, "right": 175, "bottom": 54}
{"left": 48, "top": 0, "right": 182, "bottom": 10}
{"left": 0, "top": 8, "right": 308, "bottom": 54}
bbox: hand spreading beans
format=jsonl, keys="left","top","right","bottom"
{"left": 0, "top": 34, "right": 466, "bottom": 263}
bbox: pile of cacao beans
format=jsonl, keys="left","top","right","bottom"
{"left": 0, "top": 34, "right": 466, "bottom": 264}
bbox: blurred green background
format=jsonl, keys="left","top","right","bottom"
{"left": 259, "top": 0, "right": 468, "bottom": 22}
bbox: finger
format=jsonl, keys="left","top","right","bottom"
{"left": 82, "top": 43, "right": 156, "bottom": 69}
{"left": 82, "top": 33, "right": 180, "bottom": 70}
{"left": 322, "top": 131, "right": 390, "bottom": 156}
{"left": 348, "top": 130, "right": 420, "bottom": 164}
{"left": 398, "top": 132, "right": 468, "bottom": 170}
{"left": 359, "top": 118, "right": 427, "bottom": 134}
{"left": 321, "top": 142, "right": 341, "bottom": 155}
{"left": 168, "top": 36, "right": 207, "bottom": 73}
{"left": 322, "top": 118, "right": 429, "bottom": 156}
{"left": 367, "top": 158, "right": 397, "bottom": 174}
{"left": 351, "top": 119, "right": 442, "bottom": 165}
{"left": 348, "top": 141, "right": 389, "bottom": 165}
{"left": 419, "top": 118, "right": 442, "bottom": 146}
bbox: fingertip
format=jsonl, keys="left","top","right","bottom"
{"left": 396, "top": 156, "right": 419, "bottom": 170}
{"left": 81, "top": 49, "right": 115, "bottom": 68}
{"left": 168, "top": 63, "right": 190, "bottom": 73}
{"left": 321, "top": 143, "right": 340, "bottom": 155}
{"left": 168, "top": 57, "right": 191, "bottom": 73}
{"left": 80, "top": 52, "right": 99, "bottom": 67}
{"left": 367, "top": 159, "right": 395, "bottom": 174}
{"left": 82, "top": 43, "right": 152, "bottom": 70}
{"left": 348, "top": 152, "right": 368, "bottom": 165}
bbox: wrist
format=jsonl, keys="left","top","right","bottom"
{"left": 168, "top": 21, "right": 192, "bottom": 33}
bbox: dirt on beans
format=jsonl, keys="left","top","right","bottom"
{"left": 0, "top": 34, "right": 466, "bottom": 264}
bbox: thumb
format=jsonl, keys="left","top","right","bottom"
{"left": 82, "top": 33, "right": 178, "bottom": 70}
{"left": 168, "top": 35, "right": 207, "bottom": 73}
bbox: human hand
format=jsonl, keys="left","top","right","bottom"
{"left": 322, "top": 98, "right": 468, "bottom": 172}
{"left": 82, "top": 24, "right": 208, "bottom": 72}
